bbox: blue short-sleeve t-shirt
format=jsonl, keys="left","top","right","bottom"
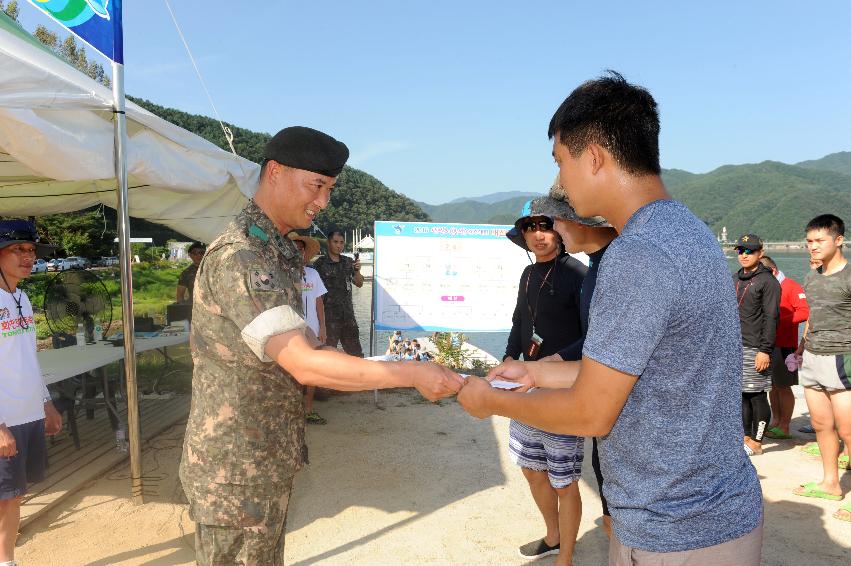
{"left": 583, "top": 200, "right": 762, "bottom": 553}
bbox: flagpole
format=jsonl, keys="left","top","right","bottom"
{"left": 110, "top": 1, "right": 143, "bottom": 505}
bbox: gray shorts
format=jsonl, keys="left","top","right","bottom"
{"left": 609, "top": 520, "right": 763, "bottom": 566}
{"left": 799, "top": 350, "right": 851, "bottom": 391}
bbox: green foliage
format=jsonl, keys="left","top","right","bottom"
{"left": 27, "top": 24, "right": 110, "bottom": 87}
{"left": 424, "top": 153, "right": 851, "bottom": 241}
{"left": 669, "top": 160, "right": 851, "bottom": 241}
{"left": 37, "top": 209, "right": 113, "bottom": 257}
{"left": 796, "top": 151, "right": 851, "bottom": 175}
{"left": 321, "top": 168, "right": 430, "bottom": 235}
{"left": 419, "top": 195, "right": 532, "bottom": 225}
{"left": 33, "top": 25, "right": 57, "bottom": 49}
{"left": 128, "top": 97, "right": 269, "bottom": 163}
{"left": 1, "top": 0, "right": 20, "bottom": 21}
{"left": 431, "top": 332, "right": 469, "bottom": 369}
{"left": 430, "top": 332, "right": 492, "bottom": 375}
{"left": 128, "top": 97, "right": 431, "bottom": 237}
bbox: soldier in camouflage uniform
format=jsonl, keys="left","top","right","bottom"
{"left": 180, "top": 127, "right": 464, "bottom": 565}
{"left": 313, "top": 230, "right": 364, "bottom": 356}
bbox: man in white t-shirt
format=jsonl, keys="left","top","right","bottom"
{"left": 289, "top": 234, "right": 329, "bottom": 424}
{"left": 0, "top": 220, "right": 63, "bottom": 566}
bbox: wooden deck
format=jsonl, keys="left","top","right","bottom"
{"left": 20, "top": 394, "right": 190, "bottom": 530}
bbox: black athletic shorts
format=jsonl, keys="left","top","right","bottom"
{"left": 0, "top": 419, "right": 47, "bottom": 500}
{"left": 771, "top": 347, "right": 798, "bottom": 388}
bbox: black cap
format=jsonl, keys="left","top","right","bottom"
{"left": 263, "top": 126, "right": 349, "bottom": 177}
{"left": 735, "top": 234, "right": 763, "bottom": 251}
{"left": 0, "top": 220, "right": 55, "bottom": 256}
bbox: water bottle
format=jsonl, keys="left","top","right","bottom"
{"left": 93, "top": 318, "right": 103, "bottom": 342}
{"left": 115, "top": 425, "right": 129, "bottom": 453}
{"left": 75, "top": 322, "right": 86, "bottom": 350}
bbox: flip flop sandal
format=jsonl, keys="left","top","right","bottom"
{"left": 306, "top": 412, "right": 327, "bottom": 425}
{"left": 793, "top": 482, "right": 843, "bottom": 501}
{"left": 834, "top": 502, "right": 851, "bottom": 522}
{"left": 744, "top": 443, "right": 755, "bottom": 456}
{"left": 765, "top": 427, "right": 793, "bottom": 440}
{"left": 801, "top": 442, "right": 821, "bottom": 456}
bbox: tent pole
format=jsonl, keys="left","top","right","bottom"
{"left": 112, "top": 60, "right": 143, "bottom": 505}
{"left": 370, "top": 222, "right": 378, "bottom": 405}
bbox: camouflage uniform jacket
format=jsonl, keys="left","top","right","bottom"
{"left": 179, "top": 200, "right": 307, "bottom": 527}
{"left": 313, "top": 254, "right": 356, "bottom": 323}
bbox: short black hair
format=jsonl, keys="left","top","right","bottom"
{"left": 805, "top": 214, "right": 845, "bottom": 238}
{"left": 548, "top": 70, "right": 661, "bottom": 175}
{"left": 760, "top": 255, "right": 777, "bottom": 270}
{"left": 188, "top": 242, "right": 206, "bottom": 254}
{"left": 327, "top": 230, "right": 345, "bottom": 240}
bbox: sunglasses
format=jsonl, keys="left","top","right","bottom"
{"left": 735, "top": 247, "right": 758, "bottom": 255}
{"left": 521, "top": 220, "right": 554, "bottom": 233}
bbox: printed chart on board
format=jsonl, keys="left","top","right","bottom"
{"left": 373, "top": 221, "right": 530, "bottom": 332}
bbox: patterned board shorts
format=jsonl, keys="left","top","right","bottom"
{"left": 799, "top": 350, "right": 851, "bottom": 391}
{"left": 741, "top": 347, "right": 772, "bottom": 393}
{"left": 508, "top": 419, "right": 584, "bottom": 489}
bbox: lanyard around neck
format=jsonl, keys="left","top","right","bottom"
{"left": 525, "top": 262, "right": 554, "bottom": 327}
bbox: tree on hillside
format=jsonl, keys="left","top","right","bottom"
{"left": 1, "top": 0, "right": 20, "bottom": 21}
{"left": 128, "top": 97, "right": 431, "bottom": 236}
{"left": 34, "top": 209, "right": 115, "bottom": 258}
{"left": 28, "top": 23, "right": 111, "bottom": 87}
{"left": 128, "top": 97, "right": 269, "bottom": 162}
{"left": 318, "top": 168, "right": 430, "bottom": 236}
{"left": 33, "top": 24, "right": 58, "bottom": 49}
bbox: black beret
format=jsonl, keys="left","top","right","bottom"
{"left": 263, "top": 126, "right": 349, "bottom": 178}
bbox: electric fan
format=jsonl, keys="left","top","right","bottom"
{"left": 43, "top": 270, "right": 113, "bottom": 342}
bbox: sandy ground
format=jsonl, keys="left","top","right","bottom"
{"left": 16, "top": 387, "right": 851, "bottom": 566}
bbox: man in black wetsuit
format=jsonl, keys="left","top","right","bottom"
{"left": 503, "top": 199, "right": 587, "bottom": 564}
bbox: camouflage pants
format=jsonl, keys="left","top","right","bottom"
{"left": 325, "top": 318, "right": 363, "bottom": 357}
{"left": 194, "top": 481, "right": 293, "bottom": 566}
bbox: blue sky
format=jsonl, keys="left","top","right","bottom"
{"left": 15, "top": 1, "right": 851, "bottom": 204}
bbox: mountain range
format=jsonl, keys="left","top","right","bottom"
{"left": 420, "top": 152, "right": 851, "bottom": 240}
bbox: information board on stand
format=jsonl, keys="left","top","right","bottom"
{"left": 373, "top": 221, "right": 530, "bottom": 332}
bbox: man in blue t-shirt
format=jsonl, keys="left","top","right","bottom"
{"left": 458, "top": 72, "right": 763, "bottom": 565}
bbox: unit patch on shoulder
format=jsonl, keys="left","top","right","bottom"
{"left": 249, "top": 268, "right": 277, "bottom": 291}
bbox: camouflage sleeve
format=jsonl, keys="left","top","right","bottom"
{"left": 202, "top": 245, "right": 306, "bottom": 362}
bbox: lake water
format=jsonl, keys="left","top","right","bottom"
{"left": 352, "top": 250, "right": 812, "bottom": 359}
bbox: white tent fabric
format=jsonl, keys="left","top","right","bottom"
{"left": 354, "top": 235, "right": 374, "bottom": 250}
{"left": 0, "top": 15, "right": 258, "bottom": 242}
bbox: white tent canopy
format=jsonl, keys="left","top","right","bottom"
{"left": 0, "top": 14, "right": 258, "bottom": 242}
{"left": 354, "top": 235, "right": 374, "bottom": 250}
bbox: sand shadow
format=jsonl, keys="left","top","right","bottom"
{"left": 84, "top": 536, "right": 194, "bottom": 566}
{"left": 762, "top": 497, "right": 851, "bottom": 565}
{"left": 285, "top": 390, "right": 505, "bottom": 565}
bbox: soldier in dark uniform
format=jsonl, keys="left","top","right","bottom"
{"left": 179, "top": 126, "right": 463, "bottom": 565}
{"left": 313, "top": 230, "right": 364, "bottom": 356}
{"left": 176, "top": 242, "right": 205, "bottom": 303}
